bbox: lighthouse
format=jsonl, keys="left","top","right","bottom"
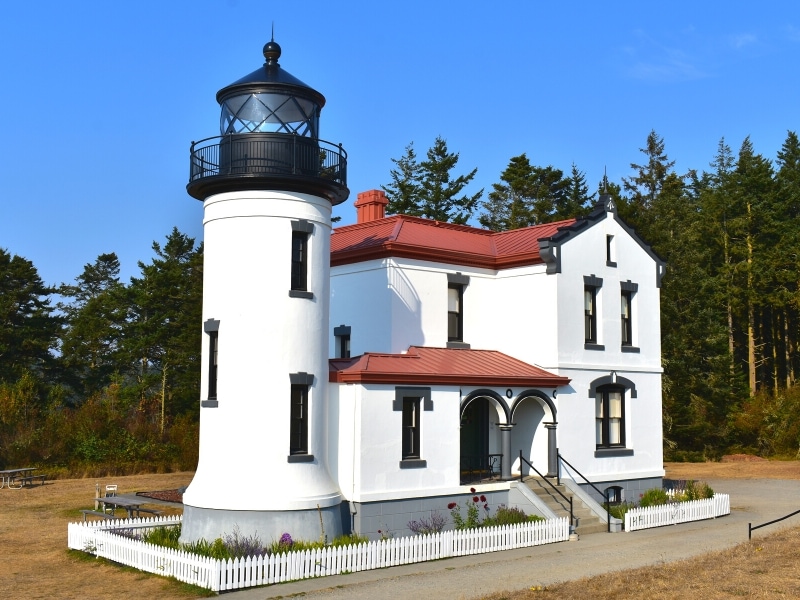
{"left": 181, "top": 39, "right": 348, "bottom": 544}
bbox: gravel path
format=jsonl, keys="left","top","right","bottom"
{"left": 226, "top": 478, "right": 800, "bottom": 600}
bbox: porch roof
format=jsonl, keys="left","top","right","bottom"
{"left": 329, "top": 346, "right": 570, "bottom": 387}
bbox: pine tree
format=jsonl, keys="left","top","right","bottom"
{"left": 383, "top": 136, "right": 483, "bottom": 224}
{"left": 58, "top": 253, "right": 127, "bottom": 400}
{"left": 0, "top": 250, "right": 60, "bottom": 384}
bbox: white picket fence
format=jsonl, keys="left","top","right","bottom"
{"left": 68, "top": 516, "right": 569, "bottom": 592}
{"left": 624, "top": 493, "right": 730, "bottom": 532}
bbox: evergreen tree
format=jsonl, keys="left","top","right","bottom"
{"left": 0, "top": 249, "right": 60, "bottom": 384}
{"left": 383, "top": 136, "right": 483, "bottom": 224}
{"left": 557, "top": 163, "right": 594, "bottom": 220}
{"left": 479, "top": 154, "right": 574, "bottom": 231}
{"left": 382, "top": 142, "right": 423, "bottom": 217}
{"left": 58, "top": 252, "right": 127, "bottom": 400}
{"left": 124, "top": 228, "right": 203, "bottom": 432}
{"left": 621, "top": 130, "right": 677, "bottom": 233}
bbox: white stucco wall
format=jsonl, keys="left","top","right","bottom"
{"left": 184, "top": 190, "right": 341, "bottom": 512}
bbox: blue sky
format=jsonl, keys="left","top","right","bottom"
{"left": 1, "top": 1, "right": 798, "bottom": 287}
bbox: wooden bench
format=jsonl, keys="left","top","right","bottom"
{"left": 135, "top": 507, "right": 163, "bottom": 517}
{"left": 18, "top": 474, "right": 46, "bottom": 487}
{"left": 81, "top": 509, "right": 118, "bottom": 522}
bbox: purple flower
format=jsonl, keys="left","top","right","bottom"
{"left": 279, "top": 533, "right": 293, "bottom": 547}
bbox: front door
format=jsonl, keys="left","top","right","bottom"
{"left": 460, "top": 399, "right": 489, "bottom": 482}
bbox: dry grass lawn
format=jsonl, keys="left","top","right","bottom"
{"left": 0, "top": 471, "right": 200, "bottom": 599}
{"left": 3, "top": 460, "right": 799, "bottom": 599}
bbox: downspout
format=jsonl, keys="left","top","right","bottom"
{"left": 350, "top": 385, "right": 357, "bottom": 533}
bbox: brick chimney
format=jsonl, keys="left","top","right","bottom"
{"left": 354, "top": 189, "right": 388, "bottom": 223}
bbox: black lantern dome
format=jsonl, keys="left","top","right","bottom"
{"left": 187, "top": 39, "right": 348, "bottom": 204}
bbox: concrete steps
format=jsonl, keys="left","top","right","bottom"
{"left": 524, "top": 477, "right": 608, "bottom": 536}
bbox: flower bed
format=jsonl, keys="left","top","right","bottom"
{"left": 67, "top": 515, "right": 569, "bottom": 592}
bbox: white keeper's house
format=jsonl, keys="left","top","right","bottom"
{"left": 179, "top": 39, "right": 666, "bottom": 544}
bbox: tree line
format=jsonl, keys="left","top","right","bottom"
{"left": 0, "top": 228, "right": 202, "bottom": 475}
{"left": 383, "top": 132, "right": 800, "bottom": 460}
{"left": 1, "top": 130, "right": 799, "bottom": 474}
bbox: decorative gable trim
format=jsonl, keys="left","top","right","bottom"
{"left": 538, "top": 194, "right": 667, "bottom": 287}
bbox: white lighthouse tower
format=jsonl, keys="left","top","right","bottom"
{"left": 181, "top": 39, "right": 348, "bottom": 543}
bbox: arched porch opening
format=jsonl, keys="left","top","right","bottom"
{"left": 510, "top": 391, "right": 557, "bottom": 478}
{"left": 460, "top": 390, "right": 509, "bottom": 484}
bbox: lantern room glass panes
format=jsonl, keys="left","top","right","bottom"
{"left": 220, "top": 93, "right": 320, "bottom": 136}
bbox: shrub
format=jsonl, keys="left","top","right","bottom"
{"left": 223, "top": 526, "right": 266, "bottom": 558}
{"left": 408, "top": 510, "right": 447, "bottom": 535}
{"left": 684, "top": 479, "right": 714, "bottom": 501}
{"left": 482, "top": 505, "right": 540, "bottom": 527}
{"left": 638, "top": 487, "right": 669, "bottom": 507}
{"left": 605, "top": 501, "right": 634, "bottom": 520}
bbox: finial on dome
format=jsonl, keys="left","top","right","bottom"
{"left": 263, "top": 28, "right": 281, "bottom": 67}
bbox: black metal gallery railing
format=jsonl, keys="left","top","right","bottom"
{"left": 558, "top": 452, "right": 612, "bottom": 533}
{"left": 460, "top": 454, "right": 502, "bottom": 484}
{"left": 519, "top": 450, "right": 574, "bottom": 530}
{"left": 189, "top": 133, "right": 347, "bottom": 186}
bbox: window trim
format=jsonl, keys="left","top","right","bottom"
{"left": 446, "top": 273, "right": 470, "bottom": 349}
{"left": 606, "top": 235, "right": 617, "bottom": 267}
{"left": 333, "top": 324, "right": 351, "bottom": 359}
{"left": 201, "top": 318, "right": 220, "bottom": 408}
{"left": 595, "top": 385, "right": 626, "bottom": 450}
{"left": 620, "top": 280, "right": 639, "bottom": 352}
{"left": 289, "top": 220, "right": 314, "bottom": 299}
{"left": 288, "top": 372, "right": 315, "bottom": 460}
{"left": 584, "top": 275, "right": 603, "bottom": 350}
{"left": 394, "top": 386, "right": 432, "bottom": 468}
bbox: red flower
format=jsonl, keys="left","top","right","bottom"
{"left": 447, "top": 502, "right": 457, "bottom": 510}
{"left": 470, "top": 488, "right": 476, "bottom": 493}
{"left": 484, "top": 504, "right": 489, "bottom": 510}
{"left": 473, "top": 496, "right": 479, "bottom": 503}
{"left": 480, "top": 495, "right": 487, "bottom": 502}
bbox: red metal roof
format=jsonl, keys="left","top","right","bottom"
{"left": 331, "top": 215, "right": 576, "bottom": 269}
{"left": 329, "top": 346, "right": 570, "bottom": 387}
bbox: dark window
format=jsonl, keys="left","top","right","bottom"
{"left": 208, "top": 331, "right": 218, "bottom": 399}
{"left": 606, "top": 485, "right": 623, "bottom": 504}
{"left": 291, "top": 232, "right": 308, "bottom": 292}
{"left": 606, "top": 235, "right": 617, "bottom": 267}
{"left": 202, "top": 319, "right": 220, "bottom": 407}
{"left": 596, "top": 387, "right": 625, "bottom": 448}
{"left": 621, "top": 290, "right": 633, "bottom": 347}
{"left": 584, "top": 286, "right": 598, "bottom": 343}
{"left": 290, "top": 384, "right": 309, "bottom": 455}
{"left": 448, "top": 284, "right": 463, "bottom": 342}
{"left": 339, "top": 334, "right": 350, "bottom": 358}
{"left": 402, "top": 397, "right": 421, "bottom": 459}
{"left": 334, "top": 325, "right": 351, "bottom": 359}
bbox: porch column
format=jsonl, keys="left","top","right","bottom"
{"left": 545, "top": 422, "right": 558, "bottom": 477}
{"left": 499, "top": 425, "right": 513, "bottom": 480}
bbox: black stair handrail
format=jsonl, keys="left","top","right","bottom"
{"left": 558, "top": 452, "right": 611, "bottom": 533}
{"left": 519, "top": 450, "right": 574, "bottom": 530}
{"left": 749, "top": 508, "right": 800, "bottom": 540}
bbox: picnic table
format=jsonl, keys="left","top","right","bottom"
{"left": 0, "top": 468, "right": 44, "bottom": 489}
{"left": 97, "top": 495, "right": 162, "bottom": 519}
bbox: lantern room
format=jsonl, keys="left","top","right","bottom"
{"left": 186, "top": 39, "right": 348, "bottom": 204}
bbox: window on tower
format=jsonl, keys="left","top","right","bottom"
{"left": 446, "top": 273, "right": 470, "bottom": 349}
{"left": 201, "top": 319, "right": 220, "bottom": 408}
{"left": 288, "top": 372, "right": 315, "bottom": 462}
{"left": 289, "top": 220, "right": 314, "bottom": 299}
